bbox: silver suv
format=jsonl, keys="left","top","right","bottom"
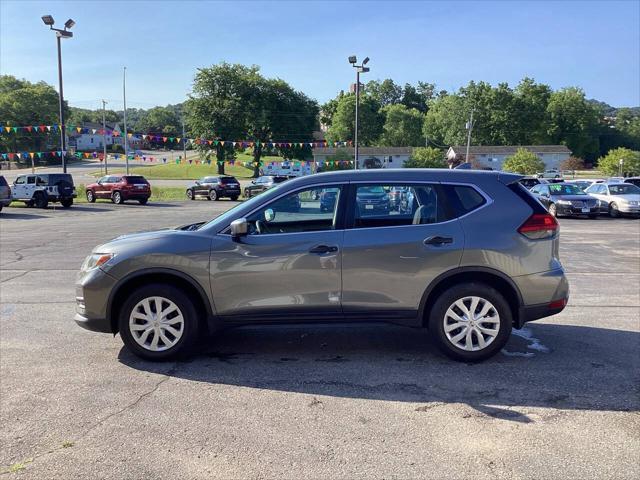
{"left": 75, "top": 169, "right": 569, "bottom": 362}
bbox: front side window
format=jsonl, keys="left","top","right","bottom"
{"left": 352, "top": 184, "right": 444, "bottom": 228}
{"left": 246, "top": 186, "right": 342, "bottom": 235}
{"left": 15, "top": 176, "right": 25, "bottom": 185}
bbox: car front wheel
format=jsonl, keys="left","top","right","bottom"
{"left": 609, "top": 202, "right": 620, "bottom": 218}
{"left": 186, "top": 189, "right": 194, "bottom": 200}
{"left": 429, "top": 283, "right": 512, "bottom": 362}
{"left": 118, "top": 284, "right": 200, "bottom": 361}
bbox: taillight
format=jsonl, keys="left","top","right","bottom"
{"left": 518, "top": 213, "right": 559, "bottom": 240}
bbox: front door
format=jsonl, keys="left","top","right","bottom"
{"left": 341, "top": 182, "right": 465, "bottom": 321}
{"left": 210, "top": 184, "right": 345, "bottom": 321}
{"left": 12, "top": 176, "right": 27, "bottom": 199}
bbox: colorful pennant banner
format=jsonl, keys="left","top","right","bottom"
{"left": 0, "top": 122, "right": 351, "bottom": 149}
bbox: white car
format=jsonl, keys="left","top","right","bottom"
{"left": 584, "top": 182, "right": 640, "bottom": 217}
{"left": 537, "top": 169, "right": 563, "bottom": 179}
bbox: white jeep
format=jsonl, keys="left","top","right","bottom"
{"left": 11, "top": 173, "right": 76, "bottom": 208}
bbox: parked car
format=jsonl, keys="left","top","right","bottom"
{"left": 86, "top": 175, "right": 151, "bottom": 205}
{"left": 0, "top": 175, "right": 11, "bottom": 211}
{"left": 537, "top": 169, "right": 562, "bottom": 179}
{"left": 606, "top": 177, "right": 625, "bottom": 183}
{"left": 243, "top": 175, "right": 288, "bottom": 198}
{"left": 565, "top": 179, "right": 594, "bottom": 191}
{"left": 75, "top": 169, "right": 569, "bottom": 363}
{"left": 519, "top": 176, "right": 543, "bottom": 189}
{"left": 355, "top": 185, "right": 390, "bottom": 215}
{"left": 530, "top": 182, "right": 599, "bottom": 218}
{"left": 623, "top": 177, "right": 640, "bottom": 188}
{"left": 319, "top": 189, "right": 338, "bottom": 212}
{"left": 11, "top": 173, "right": 76, "bottom": 208}
{"left": 585, "top": 182, "right": 640, "bottom": 217}
{"left": 186, "top": 176, "right": 240, "bottom": 201}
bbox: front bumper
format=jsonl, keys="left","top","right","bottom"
{"left": 618, "top": 204, "right": 640, "bottom": 214}
{"left": 556, "top": 204, "right": 598, "bottom": 216}
{"left": 75, "top": 267, "right": 118, "bottom": 333}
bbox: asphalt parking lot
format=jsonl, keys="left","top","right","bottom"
{"left": 1, "top": 202, "right": 639, "bottom": 479}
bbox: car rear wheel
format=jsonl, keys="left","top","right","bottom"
{"left": 186, "top": 189, "right": 194, "bottom": 200}
{"left": 429, "top": 282, "right": 512, "bottom": 362}
{"left": 34, "top": 192, "right": 48, "bottom": 209}
{"left": 118, "top": 284, "right": 200, "bottom": 361}
{"left": 86, "top": 190, "right": 96, "bottom": 203}
{"left": 112, "top": 191, "right": 123, "bottom": 204}
{"left": 138, "top": 198, "right": 148, "bottom": 205}
{"left": 61, "top": 198, "right": 73, "bottom": 208}
{"left": 230, "top": 195, "right": 239, "bottom": 201}
{"left": 609, "top": 202, "right": 620, "bottom": 218}
{"left": 209, "top": 189, "right": 218, "bottom": 201}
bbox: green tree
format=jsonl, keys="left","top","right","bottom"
{"left": 325, "top": 94, "right": 384, "bottom": 146}
{"left": 404, "top": 146, "right": 446, "bottom": 168}
{"left": 136, "top": 106, "right": 182, "bottom": 135}
{"left": 502, "top": 148, "right": 545, "bottom": 174}
{"left": 186, "top": 63, "right": 317, "bottom": 176}
{"left": 597, "top": 147, "right": 640, "bottom": 176}
{"left": 380, "top": 104, "right": 424, "bottom": 146}
{"left": 547, "top": 87, "right": 601, "bottom": 161}
{"left": 365, "top": 79, "right": 403, "bottom": 107}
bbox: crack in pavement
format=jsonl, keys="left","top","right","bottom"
{"left": 0, "top": 363, "right": 179, "bottom": 475}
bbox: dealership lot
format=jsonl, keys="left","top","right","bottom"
{"left": 1, "top": 203, "right": 639, "bottom": 478}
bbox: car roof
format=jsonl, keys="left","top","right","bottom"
{"left": 285, "top": 169, "right": 522, "bottom": 187}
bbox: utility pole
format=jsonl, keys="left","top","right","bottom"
{"left": 102, "top": 99, "right": 108, "bottom": 175}
{"left": 465, "top": 108, "right": 475, "bottom": 164}
{"left": 354, "top": 69, "right": 359, "bottom": 170}
{"left": 123, "top": 66, "right": 129, "bottom": 174}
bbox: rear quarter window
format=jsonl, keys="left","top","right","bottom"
{"left": 0, "top": 176, "right": 8, "bottom": 187}
{"left": 443, "top": 185, "right": 487, "bottom": 217}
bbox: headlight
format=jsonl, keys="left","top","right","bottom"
{"left": 557, "top": 200, "right": 572, "bottom": 205}
{"left": 81, "top": 253, "right": 115, "bottom": 271}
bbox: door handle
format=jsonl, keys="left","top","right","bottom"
{"left": 424, "top": 236, "right": 453, "bottom": 246}
{"left": 309, "top": 245, "right": 338, "bottom": 254}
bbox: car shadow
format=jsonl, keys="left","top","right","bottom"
{"left": 0, "top": 211, "right": 49, "bottom": 219}
{"left": 118, "top": 323, "right": 640, "bottom": 422}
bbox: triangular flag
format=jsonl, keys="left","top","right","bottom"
{"left": 46, "top": 126, "right": 52, "bottom": 132}
{"left": 92, "top": 129, "right": 97, "bottom": 134}
{"left": 162, "top": 137, "right": 167, "bottom": 142}
{"left": 29, "top": 152, "right": 35, "bottom": 159}
{"left": 26, "top": 126, "right": 33, "bottom": 132}
{"left": 4, "top": 127, "right": 9, "bottom": 133}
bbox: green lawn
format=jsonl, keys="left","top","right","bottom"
{"left": 92, "top": 153, "right": 283, "bottom": 179}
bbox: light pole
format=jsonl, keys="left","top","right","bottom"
{"left": 464, "top": 108, "right": 475, "bottom": 166}
{"left": 101, "top": 100, "right": 108, "bottom": 175}
{"left": 41, "top": 15, "right": 74, "bottom": 174}
{"left": 348, "top": 55, "right": 370, "bottom": 170}
{"left": 123, "top": 67, "right": 129, "bottom": 175}
{"left": 619, "top": 158, "right": 624, "bottom": 177}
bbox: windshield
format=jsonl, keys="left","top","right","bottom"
{"left": 609, "top": 184, "right": 640, "bottom": 195}
{"left": 549, "top": 184, "right": 586, "bottom": 195}
{"left": 272, "top": 176, "right": 288, "bottom": 183}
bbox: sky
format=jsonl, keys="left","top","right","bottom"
{"left": 1, "top": 0, "right": 639, "bottom": 111}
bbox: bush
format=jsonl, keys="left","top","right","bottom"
{"left": 502, "top": 148, "right": 545, "bottom": 175}
{"left": 560, "top": 156, "right": 585, "bottom": 171}
{"left": 404, "top": 146, "right": 446, "bottom": 168}
{"left": 597, "top": 147, "right": 640, "bottom": 176}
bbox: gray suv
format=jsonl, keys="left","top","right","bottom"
{"left": 75, "top": 169, "right": 569, "bottom": 362}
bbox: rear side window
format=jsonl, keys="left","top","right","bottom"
{"left": 442, "top": 185, "right": 486, "bottom": 217}
{"left": 124, "top": 176, "right": 147, "bottom": 183}
{"left": 219, "top": 176, "right": 238, "bottom": 184}
{"left": 508, "top": 182, "right": 548, "bottom": 214}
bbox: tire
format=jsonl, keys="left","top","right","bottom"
{"left": 186, "top": 189, "right": 194, "bottom": 201}
{"left": 230, "top": 195, "right": 239, "bottom": 201}
{"left": 209, "top": 189, "right": 218, "bottom": 201}
{"left": 548, "top": 203, "right": 557, "bottom": 217}
{"left": 86, "top": 190, "right": 96, "bottom": 203}
{"left": 428, "top": 282, "right": 512, "bottom": 362}
{"left": 60, "top": 198, "right": 73, "bottom": 208}
{"left": 34, "top": 192, "right": 48, "bottom": 209}
{"left": 244, "top": 189, "right": 251, "bottom": 199}
{"left": 25, "top": 201, "right": 34, "bottom": 208}
{"left": 138, "top": 198, "right": 148, "bottom": 205}
{"left": 118, "top": 283, "right": 200, "bottom": 361}
{"left": 112, "top": 191, "right": 123, "bottom": 204}
{"left": 609, "top": 202, "right": 620, "bottom": 218}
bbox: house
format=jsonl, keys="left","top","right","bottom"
{"left": 312, "top": 147, "right": 413, "bottom": 169}
{"left": 446, "top": 145, "right": 572, "bottom": 170}
{"left": 68, "top": 122, "right": 143, "bottom": 152}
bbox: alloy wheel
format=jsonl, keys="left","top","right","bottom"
{"left": 129, "top": 296, "right": 185, "bottom": 352}
{"left": 443, "top": 296, "right": 500, "bottom": 352}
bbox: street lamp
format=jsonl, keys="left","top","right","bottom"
{"left": 349, "top": 55, "right": 370, "bottom": 170}
{"left": 42, "top": 15, "right": 75, "bottom": 173}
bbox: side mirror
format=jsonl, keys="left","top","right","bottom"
{"left": 251, "top": 180, "right": 256, "bottom": 184}
{"left": 230, "top": 218, "right": 248, "bottom": 238}
{"left": 195, "top": 180, "right": 200, "bottom": 185}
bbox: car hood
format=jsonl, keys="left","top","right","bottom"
{"left": 94, "top": 222, "right": 204, "bottom": 253}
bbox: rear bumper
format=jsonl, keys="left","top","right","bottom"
{"left": 513, "top": 267, "right": 569, "bottom": 328}
{"left": 217, "top": 188, "right": 241, "bottom": 197}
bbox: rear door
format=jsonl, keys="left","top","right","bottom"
{"left": 341, "top": 182, "right": 465, "bottom": 321}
